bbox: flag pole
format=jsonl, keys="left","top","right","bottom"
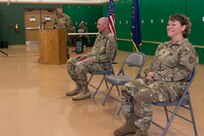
{"left": 131, "top": 0, "right": 141, "bottom": 53}
{"left": 108, "top": 0, "right": 118, "bottom": 64}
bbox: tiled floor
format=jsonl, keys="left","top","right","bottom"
{"left": 0, "top": 45, "right": 203, "bottom": 136}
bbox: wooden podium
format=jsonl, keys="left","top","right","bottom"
{"left": 38, "top": 29, "right": 67, "bottom": 64}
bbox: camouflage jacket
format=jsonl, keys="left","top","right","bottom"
{"left": 78, "top": 24, "right": 88, "bottom": 33}
{"left": 145, "top": 38, "right": 198, "bottom": 82}
{"left": 54, "top": 13, "right": 73, "bottom": 32}
{"left": 85, "top": 32, "right": 116, "bottom": 63}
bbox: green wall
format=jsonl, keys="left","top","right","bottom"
{"left": 102, "top": 0, "right": 204, "bottom": 64}
{"left": 102, "top": 1, "right": 133, "bottom": 52}
{"left": 63, "top": 5, "right": 103, "bottom": 44}
{"left": 0, "top": 3, "right": 57, "bottom": 45}
{"left": 0, "top": 3, "right": 102, "bottom": 45}
{"left": 64, "top": 5, "right": 102, "bottom": 33}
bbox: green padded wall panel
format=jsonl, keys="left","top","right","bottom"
{"left": 186, "top": 0, "right": 202, "bottom": 45}
{"left": 0, "top": 3, "right": 101, "bottom": 45}
{"left": 64, "top": 5, "right": 103, "bottom": 33}
{"left": 0, "top": 3, "right": 56, "bottom": 45}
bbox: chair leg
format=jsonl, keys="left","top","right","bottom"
{"left": 88, "top": 74, "right": 94, "bottom": 83}
{"left": 116, "top": 85, "right": 120, "bottom": 96}
{"left": 88, "top": 74, "right": 98, "bottom": 89}
{"left": 117, "top": 102, "right": 123, "bottom": 115}
{"left": 102, "top": 84, "right": 114, "bottom": 105}
{"left": 164, "top": 106, "right": 170, "bottom": 122}
{"left": 161, "top": 103, "right": 183, "bottom": 136}
{"left": 188, "top": 97, "right": 198, "bottom": 136}
{"left": 105, "top": 80, "right": 109, "bottom": 89}
{"left": 92, "top": 77, "right": 105, "bottom": 99}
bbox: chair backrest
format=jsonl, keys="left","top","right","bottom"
{"left": 125, "top": 52, "right": 145, "bottom": 67}
{"left": 112, "top": 44, "right": 118, "bottom": 62}
{"left": 104, "top": 44, "right": 118, "bottom": 72}
{"left": 118, "top": 52, "right": 145, "bottom": 78}
{"left": 184, "top": 66, "right": 196, "bottom": 98}
{"left": 186, "top": 67, "right": 196, "bottom": 87}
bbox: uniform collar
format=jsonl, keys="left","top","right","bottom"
{"left": 166, "top": 38, "right": 189, "bottom": 47}
{"left": 99, "top": 31, "right": 109, "bottom": 39}
{"left": 57, "top": 13, "right": 65, "bottom": 18}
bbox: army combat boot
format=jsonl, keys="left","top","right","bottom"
{"left": 72, "top": 85, "right": 91, "bottom": 101}
{"left": 135, "top": 129, "right": 148, "bottom": 136}
{"left": 114, "top": 116, "right": 137, "bottom": 136}
{"left": 66, "top": 81, "right": 81, "bottom": 96}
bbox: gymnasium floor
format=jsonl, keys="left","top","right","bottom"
{"left": 0, "top": 45, "right": 203, "bottom": 136}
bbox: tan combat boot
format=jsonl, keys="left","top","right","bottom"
{"left": 72, "top": 85, "right": 91, "bottom": 101}
{"left": 114, "top": 116, "right": 137, "bottom": 136}
{"left": 66, "top": 81, "right": 81, "bottom": 96}
{"left": 135, "top": 129, "right": 148, "bottom": 136}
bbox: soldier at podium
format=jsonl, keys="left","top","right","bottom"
{"left": 66, "top": 17, "right": 117, "bottom": 101}
{"left": 54, "top": 5, "right": 73, "bottom": 58}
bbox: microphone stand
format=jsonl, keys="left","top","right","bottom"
{"left": 0, "top": 49, "right": 8, "bottom": 56}
{"left": 0, "top": 41, "right": 8, "bottom": 56}
{"left": 41, "top": 21, "right": 47, "bottom": 29}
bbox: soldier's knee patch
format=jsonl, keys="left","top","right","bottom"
{"left": 75, "top": 63, "right": 88, "bottom": 75}
{"left": 67, "top": 58, "right": 76, "bottom": 66}
{"left": 135, "top": 89, "right": 149, "bottom": 102}
{"left": 121, "top": 104, "right": 134, "bottom": 116}
{"left": 67, "top": 58, "right": 74, "bottom": 63}
{"left": 121, "top": 84, "right": 129, "bottom": 94}
{"left": 75, "top": 61, "right": 83, "bottom": 67}
{"left": 121, "top": 87, "right": 133, "bottom": 101}
{"left": 155, "top": 92, "right": 170, "bottom": 102}
{"left": 75, "top": 68, "right": 84, "bottom": 74}
{"left": 67, "top": 62, "right": 73, "bottom": 67}
{"left": 121, "top": 82, "right": 137, "bottom": 97}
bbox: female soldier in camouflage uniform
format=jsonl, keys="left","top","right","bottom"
{"left": 114, "top": 14, "right": 198, "bottom": 136}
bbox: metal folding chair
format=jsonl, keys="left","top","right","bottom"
{"left": 102, "top": 52, "right": 146, "bottom": 105}
{"left": 152, "top": 67, "right": 198, "bottom": 136}
{"left": 89, "top": 47, "right": 118, "bottom": 99}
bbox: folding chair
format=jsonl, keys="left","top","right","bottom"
{"left": 89, "top": 47, "right": 118, "bottom": 99}
{"left": 102, "top": 52, "right": 146, "bottom": 105}
{"left": 152, "top": 67, "right": 198, "bottom": 136}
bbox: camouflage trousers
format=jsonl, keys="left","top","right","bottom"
{"left": 83, "top": 35, "right": 90, "bottom": 45}
{"left": 121, "top": 78, "right": 186, "bottom": 130}
{"left": 67, "top": 58, "right": 107, "bottom": 87}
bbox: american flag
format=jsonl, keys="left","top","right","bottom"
{"left": 108, "top": 0, "right": 116, "bottom": 38}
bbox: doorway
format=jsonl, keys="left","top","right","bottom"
{"left": 24, "top": 9, "right": 56, "bottom": 45}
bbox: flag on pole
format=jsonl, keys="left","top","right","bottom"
{"left": 108, "top": 0, "right": 116, "bottom": 38}
{"left": 131, "top": 0, "right": 142, "bottom": 52}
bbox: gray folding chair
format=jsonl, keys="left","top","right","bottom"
{"left": 102, "top": 52, "right": 146, "bottom": 105}
{"left": 152, "top": 67, "right": 198, "bottom": 136}
{"left": 88, "top": 47, "right": 118, "bottom": 99}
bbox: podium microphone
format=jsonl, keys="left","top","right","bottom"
{"left": 41, "top": 21, "right": 47, "bottom": 24}
{"left": 41, "top": 21, "right": 47, "bottom": 29}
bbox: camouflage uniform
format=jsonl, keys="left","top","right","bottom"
{"left": 69, "top": 26, "right": 76, "bottom": 47}
{"left": 67, "top": 32, "right": 116, "bottom": 99}
{"left": 54, "top": 13, "right": 73, "bottom": 57}
{"left": 78, "top": 21, "right": 90, "bottom": 45}
{"left": 121, "top": 39, "right": 198, "bottom": 131}
{"left": 54, "top": 13, "right": 73, "bottom": 32}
